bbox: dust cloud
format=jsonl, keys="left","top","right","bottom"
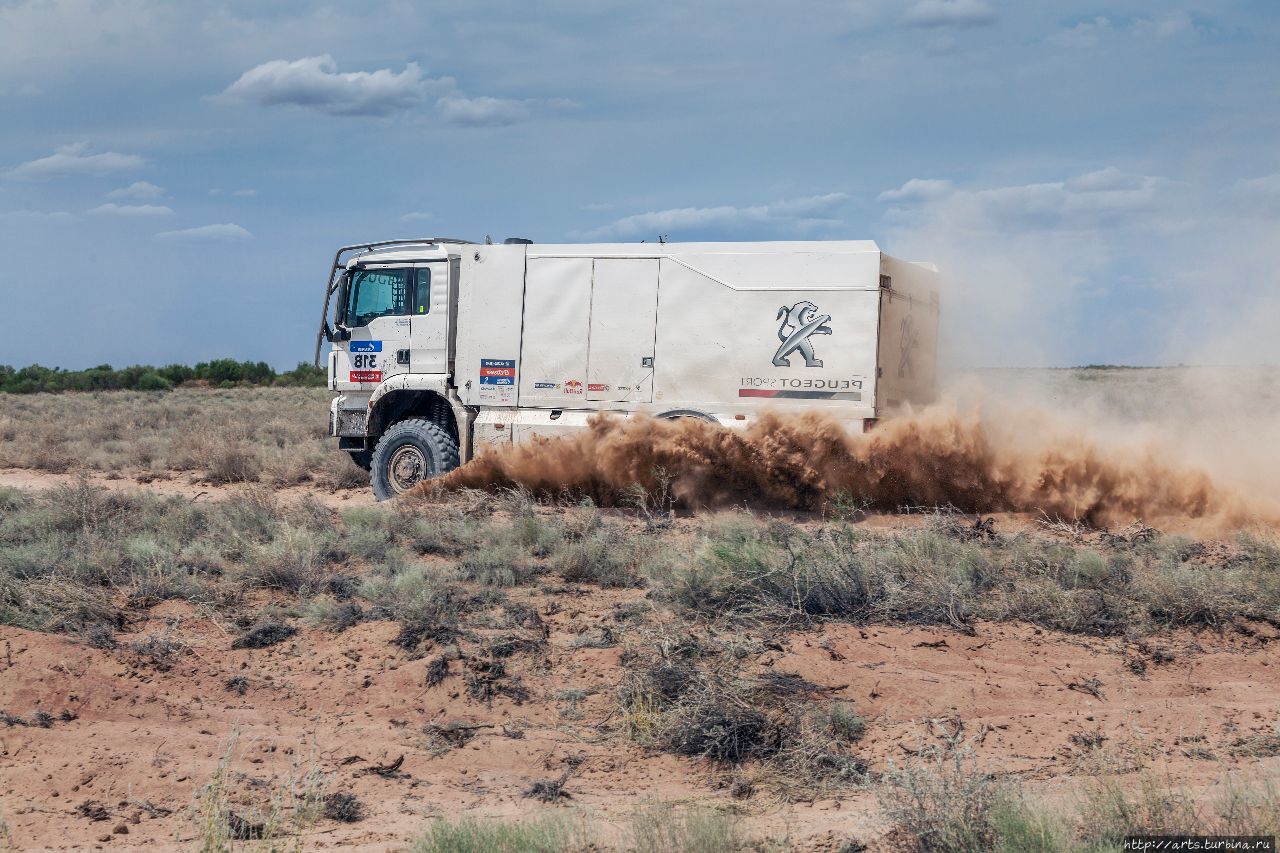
{"left": 426, "top": 400, "right": 1274, "bottom": 529}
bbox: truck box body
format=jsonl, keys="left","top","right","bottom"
{"left": 325, "top": 239, "right": 938, "bottom": 470}
{"left": 452, "top": 241, "right": 937, "bottom": 440}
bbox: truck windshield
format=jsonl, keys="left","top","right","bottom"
{"left": 346, "top": 268, "right": 409, "bottom": 328}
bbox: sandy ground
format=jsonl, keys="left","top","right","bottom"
{"left": 2, "top": 471, "right": 1280, "bottom": 850}
{"left": 0, "top": 468, "right": 378, "bottom": 510}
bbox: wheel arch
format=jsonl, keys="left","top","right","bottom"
{"left": 368, "top": 389, "right": 458, "bottom": 444}
{"left": 654, "top": 408, "right": 719, "bottom": 423}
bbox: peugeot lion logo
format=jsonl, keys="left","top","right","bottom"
{"left": 773, "top": 301, "right": 833, "bottom": 367}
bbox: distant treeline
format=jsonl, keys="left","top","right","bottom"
{"left": 0, "top": 360, "right": 326, "bottom": 394}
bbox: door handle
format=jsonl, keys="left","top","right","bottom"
{"left": 397, "top": 349, "right": 410, "bottom": 365}
{"left": 641, "top": 356, "right": 654, "bottom": 368}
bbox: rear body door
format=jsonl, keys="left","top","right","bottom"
{"left": 586, "top": 258, "right": 658, "bottom": 403}
{"left": 516, "top": 257, "right": 593, "bottom": 407}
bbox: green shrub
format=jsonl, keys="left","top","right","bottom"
{"left": 136, "top": 371, "right": 173, "bottom": 392}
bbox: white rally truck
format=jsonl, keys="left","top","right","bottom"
{"left": 316, "top": 238, "right": 939, "bottom": 500}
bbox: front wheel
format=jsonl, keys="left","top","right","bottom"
{"left": 370, "top": 418, "right": 460, "bottom": 501}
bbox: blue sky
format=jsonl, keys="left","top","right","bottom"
{"left": 1, "top": 0, "right": 1277, "bottom": 369}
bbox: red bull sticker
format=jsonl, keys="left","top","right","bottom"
{"left": 564, "top": 379, "right": 583, "bottom": 395}
{"left": 349, "top": 370, "right": 382, "bottom": 383}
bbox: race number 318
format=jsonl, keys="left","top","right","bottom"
{"left": 352, "top": 353, "right": 377, "bottom": 369}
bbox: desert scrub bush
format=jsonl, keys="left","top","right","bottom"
{"left": 827, "top": 702, "right": 867, "bottom": 743}
{"left": 205, "top": 442, "right": 263, "bottom": 484}
{"left": 619, "top": 632, "right": 868, "bottom": 796}
{"left": 242, "top": 528, "right": 336, "bottom": 593}
{"left": 340, "top": 507, "right": 408, "bottom": 563}
{"left": 1076, "top": 768, "right": 1280, "bottom": 846}
{"left": 360, "top": 565, "right": 486, "bottom": 654}
{"left": 0, "top": 481, "right": 399, "bottom": 635}
{"left": 629, "top": 801, "right": 746, "bottom": 853}
{"left": 659, "top": 515, "right": 1280, "bottom": 637}
{"left": 318, "top": 452, "right": 369, "bottom": 490}
{"left": 304, "top": 598, "right": 366, "bottom": 632}
{"left": 193, "top": 737, "right": 328, "bottom": 852}
{"left": 411, "top": 814, "right": 579, "bottom": 853}
{"left": 667, "top": 516, "right": 874, "bottom": 620}
{"left": 456, "top": 541, "right": 544, "bottom": 587}
{"left": 0, "top": 387, "right": 341, "bottom": 482}
{"left": 552, "top": 522, "right": 649, "bottom": 588}
{"left": 878, "top": 749, "right": 1002, "bottom": 852}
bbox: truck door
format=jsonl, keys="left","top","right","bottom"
{"left": 336, "top": 265, "right": 413, "bottom": 390}
{"left": 587, "top": 258, "right": 658, "bottom": 403}
{"left": 410, "top": 260, "right": 449, "bottom": 374}
{"left": 517, "top": 257, "right": 593, "bottom": 407}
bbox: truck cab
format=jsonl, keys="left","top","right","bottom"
{"left": 318, "top": 239, "right": 471, "bottom": 500}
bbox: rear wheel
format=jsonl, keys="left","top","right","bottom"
{"left": 370, "top": 418, "right": 460, "bottom": 501}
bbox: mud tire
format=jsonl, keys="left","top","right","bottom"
{"left": 370, "top": 418, "right": 460, "bottom": 501}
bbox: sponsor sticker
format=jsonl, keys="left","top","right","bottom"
{"left": 479, "top": 358, "right": 516, "bottom": 386}
{"left": 349, "top": 370, "right": 382, "bottom": 383}
{"left": 564, "top": 379, "right": 584, "bottom": 395}
{"left": 587, "top": 383, "right": 609, "bottom": 392}
{"left": 739, "top": 376, "right": 863, "bottom": 401}
{"left": 350, "top": 341, "right": 382, "bottom": 353}
{"left": 533, "top": 381, "right": 559, "bottom": 390}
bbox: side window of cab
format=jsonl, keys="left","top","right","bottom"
{"left": 413, "top": 267, "right": 431, "bottom": 315}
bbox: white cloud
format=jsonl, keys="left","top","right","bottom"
{"left": 902, "top": 0, "right": 996, "bottom": 29}
{"left": 88, "top": 203, "right": 174, "bottom": 217}
{"left": 1235, "top": 173, "right": 1280, "bottom": 197}
{"left": 435, "top": 95, "right": 530, "bottom": 127}
{"left": 4, "top": 142, "right": 145, "bottom": 181}
{"left": 0, "top": 209, "right": 74, "bottom": 222}
{"left": 1050, "top": 16, "right": 1112, "bottom": 48}
{"left": 399, "top": 211, "right": 434, "bottom": 222}
{"left": 885, "top": 168, "right": 1167, "bottom": 231}
{"left": 221, "top": 55, "right": 452, "bottom": 117}
{"left": 156, "top": 223, "right": 252, "bottom": 241}
{"left": 878, "top": 178, "right": 955, "bottom": 203}
{"left": 107, "top": 180, "right": 165, "bottom": 200}
{"left": 582, "top": 192, "right": 849, "bottom": 239}
{"left": 1232, "top": 173, "right": 1280, "bottom": 215}
{"left": 232, "top": 188, "right": 256, "bottom": 197}
{"left": 1133, "top": 11, "right": 1195, "bottom": 40}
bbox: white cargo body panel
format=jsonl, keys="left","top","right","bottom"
{"left": 586, "top": 258, "right": 659, "bottom": 403}
{"left": 651, "top": 257, "right": 880, "bottom": 417}
{"left": 517, "top": 257, "right": 594, "bottom": 407}
{"left": 455, "top": 245, "right": 526, "bottom": 408}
